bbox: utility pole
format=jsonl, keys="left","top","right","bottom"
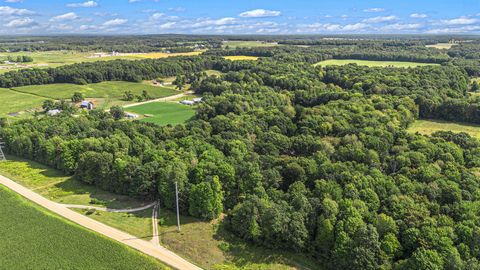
{"left": 175, "top": 181, "right": 181, "bottom": 232}
{"left": 0, "top": 140, "right": 6, "bottom": 162}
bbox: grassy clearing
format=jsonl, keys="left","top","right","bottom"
{"left": 0, "top": 185, "right": 169, "bottom": 270}
{"left": 74, "top": 208, "right": 155, "bottom": 241}
{"left": 222, "top": 41, "right": 278, "bottom": 49}
{"left": 314, "top": 59, "right": 439, "bottom": 68}
{"left": 13, "top": 81, "right": 178, "bottom": 100}
{"left": 0, "top": 88, "right": 48, "bottom": 115}
{"left": 408, "top": 119, "right": 480, "bottom": 138}
{"left": 127, "top": 102, "right": 195, "bottom": 126}
{"left": 425, "top": 43, "right": 458, "bottom": 50}
{"left": 224, "top": 56, "right": 259, "bottom": 61}
{"left": 158, "top": 209, "right": 317, "bottom": 270}
{"left": 206, "top": 69, "right": 223, "bottom": 76}
{"left": 0, "top": 155, "right": 149, "bottom": 209}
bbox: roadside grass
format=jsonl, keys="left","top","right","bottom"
{"left": 13, "top": 81, "right": 178, "bottom": 100}
{"left": 0, "top": 185, "right": 169, "bottom": 270}
{"left": 0, "top": 155, "right": 149, "bottom": 209}
{"left": 314, "top": 59, "right": 439, "bottom": 68}
{"left": 224, "top": 56, "right": 259, "bottom": 61}
{"left": 158, "top": 209, "right": 318, "bottom": 270}
{"left": 425, "top": 43, "right": 458, "bottom": 50}
{"left": 126, "top": 102, "right": 196, "bottom": 126}
{"left": 74, "top": 208, "right": 155, "bottom": 241}
{"left": 222, "top": 41, "right": 278, "bottom": 49}
{"left": 0, "top": 88, "right": 48, "bottom": 116}
{"left": 408, "top": 119, "right": 480, "bottom": 139}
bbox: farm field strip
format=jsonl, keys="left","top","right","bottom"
{"left": 224, "top": 55, "right": 259, "bottom": 61}
{"left": 126, "top": 101, "right": 195, "bottom": 126}
{"left": 314, "top": 59, "right": 439, "bottom": 68}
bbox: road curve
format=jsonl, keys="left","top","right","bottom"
{"left": 0, "top": 174, "right": 202, "bottom": 270}
{"left": 123, "top": 91, "right": 194, "bottom": 108}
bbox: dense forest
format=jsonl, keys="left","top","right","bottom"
{"left": 2, "top": 36, "right": 480, "bottom": 269}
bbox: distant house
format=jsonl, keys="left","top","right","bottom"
{"left": 125, "top": 112, "right": 139, "bottom": 119}
{"left": 180, "top": 100, "right": 195, "bottom": 106}
{"left": 193, "top": 97, "right": 203, "bottom": 103}
{"left": 46, "top": 109, "right": 61, "bottom": 116}
{"left": 80, "top": 101, "right": 94, "bottom": 110}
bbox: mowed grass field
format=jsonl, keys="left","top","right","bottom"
{"left": 222, "top": 40, "right": 278, "bottom": 49}
{"left": 0, "top": 185, "right": 169, "bottom": 270}
{"left": 314, "top": 59, "right": 439, "bottom": 68}
{"left": 224, "top": 55, "right": 259, "bottom": 61}
{"left": 13, "top": 81, "right": 177, "bottom": 100}
{"left": 0, "top": 88, "right": 47, "bottom": 115}
{"left": 408, "top": 119, "right": 480, "bottom": 139}
{"left": 127, "top": 102, "right": 195, "bottom": 126}
{"left": 0, "top": 155, "right": 149, "bottom": 209}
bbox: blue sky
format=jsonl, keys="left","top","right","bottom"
{"left": 0, "top": 0, "right": 479, "bottom": 35}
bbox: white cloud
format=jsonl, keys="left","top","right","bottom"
{"left": 425, "top": 25, "right": 480, "bottom": 34}
{"left": 363, "top": 8, "right": 385, "bottom": 12}
{"left": 5, "top": 0, "right": 23, "bottom": 3}
{"left": 66, "top": 1, "right": 97, "bottom": 8}
{"left": 410, "top": 13, "right": 427, "bottom": 18}
{"left": 128, "top": 0, "right": 141, "bottom": 2}
{"left": 439, "top": 16, "right": 478, "bottom": 25}
{"left": 192, "top": 17, "right": 236, "bottom": 28}
{"left": 5, "top": 17, "right": 36, "bottom": 28}
{"left": 362, "top": 15, "right": 397, "bottom": 23}
{"left": 298, "top": 22, "right": 369, "bottom": 33}
{"left": 50, "top": 12, "right": 79, "bottom": 22}
{"left": 0, "top": 6, "right": 35, "bottom": 16}
{"left": 239, "top": 9, "right": 281, "bottom": 18}
{"left": 103, "top": 18, "right": 128, "bottom": 27}
{"left": 382, "top": 23, "right": 422, "bottom": 31}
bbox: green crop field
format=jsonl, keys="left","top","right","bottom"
{"left": 0, "top": 88, "right": 48, "bottom": 116}
{"left": 314, "top": 59, "right": 439, "bottom": 68}
{"left": 222, "top": 40, "right": 279, "bottom": 49}
{"left": 0, "top": 155, "right": 149, "bottom": 209}
{"left": 0, "top": 185, "right": 168, "bottom": 270}
{"left": 13, "top": 81, "right": 178, "bottom": 100}
{"left": 127, "top": 102, "right": 195, "bottom": 126}
{"left": 408, "top": 119, "right": 480, "bottom": 138}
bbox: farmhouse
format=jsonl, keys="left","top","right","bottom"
{"left": 80, "top": 101, "right": 94, "bottom": 110}
{"left": 193, "top": 97, "right": 203, "bottom": 103}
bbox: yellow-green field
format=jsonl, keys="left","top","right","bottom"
{"left": 126, "top": 102, "right": 196, "bottom": 126}
{"left": 0, "top": 185, "right": 169, "bottom": 270}
{"left": 0, "top": 89, "right": 47, "bottom": 116}
{"left": 314, "top": 59, "right": 439, "bottom": 68}
{"left": 408, "top": 119, "right": 480, "bottom": 139}
{"left": 0, "top": 50, "right": 203, "bottom": 73}
{"left": 222, "top": 40, "right": 278, "bottom": 49}
{"left": 224, "top": 55, "right": 259, "bottom": 61}
{"left": 425, "top": 43, "right": 458, "bottom": 50}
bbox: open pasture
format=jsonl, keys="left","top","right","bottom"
{"left": 0, "top": 185, "right": 168, "bottom": 270}
{"left": 0, "top": 88, "right": 47, "bottom": 116}
{"left": 127, "top": 102, "right": 195, "bottom": 126}
{"left": 408, "top": 119, "right": 480, "bottom": 139}
{"left": 425, "top": 43, "right": 458, "bottom": 50}
{"left": 13, "top": 81, "right": 177, "bottom": 100}
{"left": 314, "top": 59, "right": 438, "bottom": 68}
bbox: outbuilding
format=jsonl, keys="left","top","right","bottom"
{"left": 180, "top": 100, "right": 195, "bottom": 106}
{"left": 46, "top": 109, "right": 61, "bottom": 116}
{"left": 80, "top": 101, "right": 94, "bottom": 110}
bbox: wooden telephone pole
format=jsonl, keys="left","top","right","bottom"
{"left": 175, "top": 181, "right": 181, "bottom": 232}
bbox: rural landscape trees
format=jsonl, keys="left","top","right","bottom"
{"left": 2, "top": 36, "right": 480, "bottom": 269}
